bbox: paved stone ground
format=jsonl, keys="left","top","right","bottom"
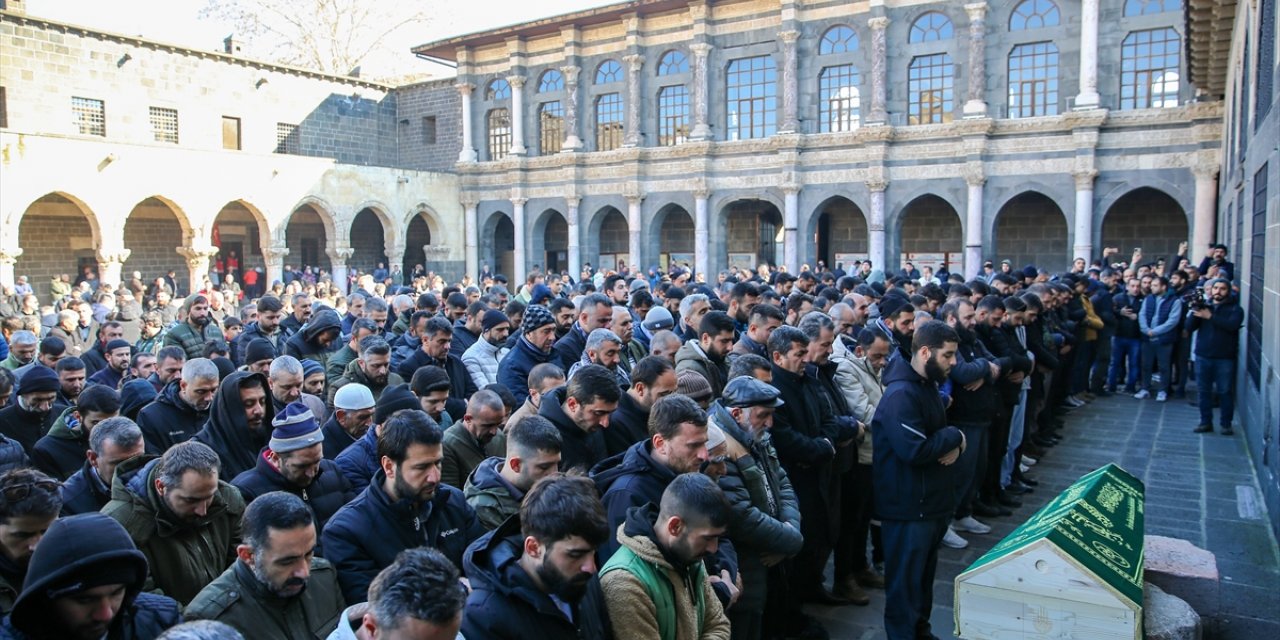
{"left": 804, "top": 390, "right": 1280, "bottom": 639}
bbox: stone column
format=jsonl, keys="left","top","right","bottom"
{"left": 263, "top": 246, "right": 289, "bottom": 288}
{"left": 386, "top": 242, "right": 407, "bottom": 280}
{"left": 0, "top": 249, "right": 21, "bottom": 289}
{"left": 1075, "top": 0, "right": 1100, "bottom": 109}
{"left": 561, "top": 65, "right": 583, "bottom": 151}
{"left": 567, "top": 197, "right": 582, "bottom": 279}
{"left": 964, "top": 173, "right": 985, "bottom": 278}
{"left": 1073, "top": 171, "right": 1098, "bottom": 262}
{"left": 778, "top": 30, "right": 801, "bottom": 133}
{"left": 867, "top": 180, "right": 888, "bottom": 269}
{"left": 627, "top": 195, "right": 644, "bottom": 270}
{"left": 782, "top": 185, "right": 800, "bottom": 272}
{"left": 868, "top": 17, "right": 890, "bottom": 124}
{"left": 463, "top": 198, "right": 479, "bottom": 280}
{"left": 963, "top": 3, "right": 988, "bottom": 118}
{"left": 508, "top": 75, "right": 528, "bottom": 156}
{"left": 690, "top": 43, "right": 714, "bottom": 140}
{"left": 623, "top": 54, "right": 645, "bottom": 147}
{"left": 177, "top": 247, "right": 218, "bottom": 293}
{"left": 327, "top": 247, "right": 355, "bottom": 294}
{"left": 694, "top": 190, "right": 710, "bottom": 278}
{"left": 96, "top": 249, "right": 131, "bottom": 290}
{"left": 1192, "top": 164, "right": 1220, "bottom": 253}
{"left": 457, "top": 83, "right": 478, "bottom": 162}
{"left": 511, "top": 198, "right": 528, "bottom": 285}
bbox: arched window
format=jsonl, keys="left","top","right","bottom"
{"left": 1009, "top": 0, "right": 1060, "bottom": 30}
{"left": 657, "top": 51, "right": 689, "bottom": 75}
{"left": 819, "top": 25, "right": 858, "bottom": 54}
{"left": 538, "top": 70, "right": 564, "bottom": 93}
{"left": 596, "top": 93, "right": 624, "bottom": 150}
{"left": 1120, "top": 28, "right": 1181, "bottom": 109}
{"left": 486, "top": 79, "right": 510, "bottom": 101}
{"left": 487, "top": 108, "right": 511, "bottom": 159}
{"left": 908, "top": 54, "right": 954, "bottom": 124}
{"left": 819, "top": 65, "right": 861, "bottom": 131}
{"left": 909, "top": 12, "right": 953, "bottom": 43}
{"left": 658, "top": 85, "right": 690, "bottom": 145}
{"left": 595, "top": 59, "right": 623, "bottom": 84}
{"left": 539, "top": 101, "right": 563, "bottom": 154}
{"left": 726, "top": 55, "right": 777, "bottom": 140}
{"left": 1008, "top": 42, "right": 1059, "bottom": 117}
{"left": 1124, "top": 0, "right": 1180, "bottom": 17}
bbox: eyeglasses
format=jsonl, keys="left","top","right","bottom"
{"left": 2, "top": 480, "right": 61, "bottom": 502}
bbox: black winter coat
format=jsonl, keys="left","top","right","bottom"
{"left": 0, "top": 403, "right": 59, "bottom": 456}
{"left": 946, "top": 328, "right": 998, "bottom": 427}
{"left": 497, "top": 336, "right": 556, "bottom": 406}
{"left": 591, "top": 441, "right": 677, "bottom": 562}
{"left": 539, "top": 387, "right": 607, "bottom": 472}
{"left": 396, "top": 349, "right": 475, "bottom": 419}
{"left": 769, "top": 364, "right": 844, "bottom": 539}
{"left": 0, "top": 434, "right": 27, "bottom": 478}
{"left": 1185, "top": 295, "right": 1244, "bottom": 359}
{"left": 450, "top": 320, "right": 480, "bottom": 360}
{"left": 58, "top": 460, "right": 111, "bottom": 516}
{"left": 604, "top": 392, "right": 649, "bottom": 457}
{"left": 321, "top": 470, "right": 484, "bottom": 603}
{"left": 283, "top": 310, "right": 343, "bottom": 362}
{"left": 553, "top": 324, "right": 589, "bottom": 372}
{"left": 137, "top": 380, "right": 208, "bottom": 455}
{"left": 231, "top": 320, "right": 292, "bottom": 366}
{"left": 192, "top": 371, "right": 274, "bottom": 479}
{"left": 335, "top": 427, "right": 379, "bottom": 493}
{"left": 231, "top": 449, "right": 354, "bottom": 556}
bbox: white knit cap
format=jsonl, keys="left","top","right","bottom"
{"left": 334, "top": 383, "right": 375, "bottom": 410}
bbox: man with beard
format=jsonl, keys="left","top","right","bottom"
{"left": 398, "top": 317, "right": 476, "bottom": 420}
{"left": 500, "top": 306, "right": 561, "bottom": 407}
{"left": 568, "top": 329, "right": 629, "bottom": 389}
{"left": 450, "top": 301, "right": 488, "bottom": 360}
{"left": 731, "top": 303, "right": 783, "bottom": 362}
{"left": 323, "top": 410, "right": 484, "bottom": 603}
{"left": 873, "top": 295, "right": 917, "bottom": 362}
{"left": 232, "top": 296, "right": 292, "bottom": 367}
{"left": 604, "top": 356, "right": 678, "bottom": 457}
{"left": 280, "top": 293, "right": 312, "bottom": 336}
{"left": 323, "top": 384, "right": 376, "bottom": 460}
{"left": 103, "top": 441, "right": 246, "bottom": 605}
{"left": 327, "top": 319, "right": 380, "bottom": 386}
{"left": 599, "top": 473, "right": 731, "bottom": 640}
{"left": 78, "top": 321, "right": 124, "bottom": 378}
{"left": 0, "top": 469, "right": 61, "bottom": 615}
{"left": 137, "top": 357, "right": 218, "bottom": 454}
{"left": 675, "top": 311, "right": 734, "bottom": 398}
{"left": 284, "top": 308, "right": 343, "bottom": 371}
{"left": 872, "top": 320, "right": 965, "bottom": 640}
{"left": 329, "top": 337, "right": 404, "bottom": 407}
{"left": 269, "top": 356, "right": 328, "bottom": 427}
{"left": 31, "top": 384, "right": 120, "bottom": 480}
{"left": 329, "top": 547, "right": 468, "bottom": 640}
{"left": 54, "top": 357, "right": 87, "bottom": 408}
{"left": 164, "top": 295, "right": 227, "bottom": 360}
{"left": 0, "top": 331, "right": 36, "bottom": 373}
{"left": 463, "top": 474, "right": 614, "bottom": 640}
{"left": 592, "top": 394, "right": 710, "bottom": 561}
{"left": 464, "top": 415, "right": 563, "bottom": 531}
{"left": 1187, "top": 278, "right": 1244, "bottom": 435}
{"left": 185, "top": 492, "right": 345, "bottom": 638}
{"left": 676, "top": 294, "right": 711, "bottom": 344}
{"left": 231, "top": 403, "right": 354, "bottom": 551}
{"left": 603, "top": 274, "right": 630, "bottom": 307}
{"left": 0, "top": 366, "right": 64, "bottom": 456}
{"left": 85, "top": 339, "right": 131, "bottom": 390}
{"left": 538, "top": 365, "right": 621, "bottom": 472}
{"left": 462, "top": 310, "right": 511, "bottom": 389}
{"left": 553, "top": 294, "right": 614, "bottom": 372}
{"left": 58, "top": 417, "right": 144, "bottom": 516}
{"left": 48, "top": 303, "right": 94, "bottom": 359}
{"left": 548, "top": 298, "right": 577, "bottom": 341}
{"left": 193, "top": 371, "right": 275, "bottom": 479}
{"left": 726, "top": 282, "right": 761, "bottom": 337}
{"left": 441, "top": 390, "right": 506, "bottom": 488}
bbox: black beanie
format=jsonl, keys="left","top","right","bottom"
{"left": 245, "top": 338, "right": 275, "bottom": 364}
{"left": 16, "top": 365, "right": 59, "bottom": 396}
{"left": 376, "top": 383, "right": 420, "bottom": 424}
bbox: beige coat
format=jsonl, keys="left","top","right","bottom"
{"left": 831, "top": 337, "right": 884, "bottom": 465}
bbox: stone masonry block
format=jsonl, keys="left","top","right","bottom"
{"left": 1144, "top": 535, "right": 1220, "bottom": 617}
{"left": 1143, "top": 582, "right": 1202, "bottom": 640}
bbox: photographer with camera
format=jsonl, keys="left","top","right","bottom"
{"left": 1187, "top": 279, "right": 1243, "bottom": 435}
{"left": 1134, "top": 276, "right": 1182, "bottom": 403}
{"left": 1198, "top": 244, "right": 1236, "bottom": 283}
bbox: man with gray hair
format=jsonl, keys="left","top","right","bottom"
{"left": 441, "top": 389, "right": 507, "bottom": 489}
{"left": 269, "top": 355, "right": 328, "bottom": 425}
{"left": 329, "top": 336, "right": 404, "bottom": 406}
{"left": 60, "top": 416, "right": 146, "bottom": 514}
{"left": 138, "top": 357, "right": 219, "bottom": 454}
{"left": 553, "top": 293, "right": 614, "bottom": 371}
{"left": 569, "top": 328, "right": 630, "bottom": 388}
{"left": 103, "top": 440, "right": 246, "bottom": 605}
{"left": 647, "top": 329, "right": 682, "bottom": 365}
{"left": 0, "top": 330, "right": 36, "bottom": 371}
{"left": 677, "top": 293, "right": 712, "bottom": 343}
{"left": 328, "top": 547, "right": 467, "bottom": 640}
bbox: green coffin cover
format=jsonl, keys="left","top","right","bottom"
{"left": 959, "top": 463, "right": 1146, "bottom": 607}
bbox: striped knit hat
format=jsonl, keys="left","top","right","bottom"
{"left": 269, "top": 402, "right": 324, "bottom": 453}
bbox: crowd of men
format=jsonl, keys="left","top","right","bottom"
{"left": 0, "top": 238, "right": 1242, "bottom": 640}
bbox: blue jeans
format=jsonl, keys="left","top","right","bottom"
{"left": 1196, "top": 357, "right": 1236, "bottom": 427}
{"left": 1108, "top": 337, "right": 1141, "bottom": 390}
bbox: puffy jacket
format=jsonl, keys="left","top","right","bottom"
{"left": 591, "top": 441, "right": 678, "bottom": 562}
{"left": 1080, "top": 295, "right": 1104, "bottom": 341}
{"left": 463, "top": 456, "right": 524, "bottom": 531}
{"left": 674, "top": 340, "right": 728, "bottom": 398}
{"left": 192, "top": 371, "right": 275, "bottom": 479}
{"left": 831, "top": 338, "right": 883, "bottom": 465}
{"left": 58, "top": 458, "right": 112, "bottom": 515}
{"left": 498, "top": 336, "right": 557, "bottom": 406}
{"left": 164, "top": 320, "right": 227, "bottom": 361}
{"left": 137, "top": 380, "right": 208, "bottom": 455}
{"left": 284, "top": 310, "right": 344, "bottom": 370}
{"left": 1139, "top": 292, "right": 1183, "bottom": 344}
{"left": 977, "top": 322, "right": 1032, "bottom": 407}
{"left": 184, "top": 556, "right": 344, "bottom": 640}
{"left": 397, "top": 348, "right": 476, "bottom": 420}
{"left": 553, "top": 324, "right": 589, "bottom": 372}
{"left": 714, "top": 413, "right": 803, "bottom": 558}
{"left": 30, "top": 405, "right": 88, "bottom": 480}
{"left": 321, "top": 469, "right": 484, "bottom": 603}
{"left": 539, "top": 387, "right": 607, "bottom": 472}
{"left": 335, "top": 426, "right": 380, "bottom": 493}
{"left": 461, "top": 514, "right": 615, "bottom": 640}
{"left": 0, "top": 433, "right": 28, "bottom": 479}
{"left": 101, "top": 455, "right": 245, "bottom": 605}
{"left": 231, "top": 449, "right": 354, "bottom": 555}
{"left": 462, "top": 336, "right": 508, "bottom": 389}
{"left": 871, "top": 357, "right": 964, "bottom": 521}
{"left": 231, "top": 320, "right": 292, "bottom": 367}
{"left": 321, "top": 413, "right": 361, "bottom": 461}
{"left": 3, "top": 512, "right": 183, "bottom": 639}
{"left": 604, "top": 391, "right": 650, "bottom": 457}
{"left": 1185, "top": 294, "right": 1244, "bottom": 359}
{"left": 327, "top": 358, "right": 404, "bottom": 408}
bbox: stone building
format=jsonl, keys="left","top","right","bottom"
{"left": 1187, "top": 0, "right": 1279, "bottom": 536}
{"left": 0, "top": 6, "right": 464, "bottom": 299}
{"left": 414, "top": 0, "right": 1222, "bottom": 286}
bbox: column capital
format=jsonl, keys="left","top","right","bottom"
{"left": 455, "top": 81, "right": 475, "bottom": 94}
{"left": 0, "top": 249, "right": 23, "bottom": 265}
{"left": 510, "top": 197, "right": 528, "bottom": 207}
{"left": 1073, "top": 170, "right": 1099, "bottom": 190}
{"left": 96, "top": 249, "right": 131, "bottom": 265}
{"left": 625, "top": 193, "right": 645, "bottom": 205}
{"left": 964, "top": 2, "right": 988, "bottom": 20}
{"left": 263, "top": 246, "right": 290, "bottom": 261}
{"left": 1191, "top": 162, "right": 1220, "bottom": 180}
{"left": 689, "top": 42, "right": 714, "bottom": 56}
{"left": 778, "top": 29, "right": 800, "bottom": 44}
{"left": 460, "top": 193, "right": 480, "bottom": 208}
{"left": 565, "top": 196, "right": 582, "bottom": 209}
{"left": 781, "top": 183, "right": 802, "bottom": 195}
{"left": 623, "top": 53, "right": 644, "bottom": 67}
{"left": 507, "top": 75, "right": 527, "bottom": 88}
{"left": 865, "top": 179, "right": 889, "bottom": 193}
{"left": 868, "top": 16, "right": 890, "bottom": 30}
{"left": 559, "top": 64, "right": 581, "bottom": 78}
{"left": 963, "top": 166, "right": 986, "bottom": 187}
{"left": 327, "top": 247, "right": 356, "bottom": 264}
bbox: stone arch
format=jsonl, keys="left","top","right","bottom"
{"left": 651, "top": 203, "right": 695, "bottom": 271}
{"left": 892, "top": 193, "right": 963, "bottom": 273}
{"left": 718, "top": 198, "right": 785, "bottom": 271}
{"left": 403, "top": 210, "right": 434, "bottom": 278}
{"left": 349, "top": 207, "right": 389, "bottom": 277}
{"left": 588, "top": 206, "right": 630, "bottom": 272}
{"left": 279, "top": 196, "right": 340, "bottom": 247}
{"left": 993, "top": 191, "right": 1070, "bottom": 271}
{"left": 14, "top": 192, "right": 102, "bottom": 300}
{"left": 809, "top": 195, "right": 870, "bottom": 271}
{"left": 479, "top": 209, "right": 516, "bottom": 279}
{"left": 402, "top": 203, "right": 446, "bottom": 244}
{"left": 122, "top": 196, "right": 195, "bottom": 292}
{"left": 1100, "top": 187, "right": 1189, "bottom": 263}
{"left": 212, "top": 200, "right": 270, "bottom": 290}
{"left": 284, "top": 203, "right": 333, "bottom": 274}
{"left": 532, "top": 208, "right": 569, "bottom": 274}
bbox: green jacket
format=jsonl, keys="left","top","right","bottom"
{"left": 185, "top": 556, "right": 345, "bottom": 640}
{"left": 324, "top": 345, "right": 359, "bottom": 386}
{"left": 441, "top": 422, "right": 487, "bottom": 489}
{"left": 462, "top": 457, "right": 522, "bottom": 531}
{"left": 327, "top": 358, "right": 404, "bottom": 408}
{"left": 102, "top": 455, "right": 246, "bottom": 605}
{"left": 163, "top": 321, "right": 227, "bottom": 360}
{"left": 0, "top": 354, "right": 26, "bottom": 371}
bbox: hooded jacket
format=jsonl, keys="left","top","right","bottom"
{"left": 871, "top": 356, "right": 964, "bottom": 521}
{"left": 462, "top": 456, "right": 524, "bottom": 531}
{"left": 30, "top": 405, "right": 90, "bottom": 480}
{"left": 462, "top": 335, "right": 509, "bottom": 389}
{"left": 184, "top": 555, "right": 345, "bottom": 640}
{"left": 599, "top": 504, "right": 731, "bottom": 640}
{"left": 714, "top": 412, "right": 804, "bottom": 558}
{"left": 539, "top": 387, "right": 607, "bottom": 472}
{"left": 830, "top": 338, "right": 883, "bottom": 465}
{"left": 58, "top": 457, "right": 113, "bottom": 515}
{"left": 590, "top": 441, "right": 678, "bottom": 562}
{"left": 321, "top": 469, "right": 484, "bottom": 603}
{"left": 461, "top": 514, "right": 615, "bottom": 640}
{"left": 2, "top": 513, "right": 182, "bottom": 640}
{"left": 137, "top": 379, "right": 209, "bottom": 455}
{"left": 231, "top": 319, "right": 293, "bottom": 367}
{"left": 498, "top": 336, "right": 557, "bottom": 406}
{"left": 674, "top": 340, "right": 728, "bottom": 399}
{"left": 231, "top": 449, "right": 354, "bottom": 554}
{"left": 604, "top": 391, "right": 650, "bottom": 458}
{"left": 192, "top": 371, "right": 275, "bottom": 479}
{"left": 101, "top": 455, "right": 246, "bottom": 605}
{"left": 327, "top": 358, "right": 405, "bottom": 408}
{"left": 284, "top": 309, "right": 343, "bottom": 368}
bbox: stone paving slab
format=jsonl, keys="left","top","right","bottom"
{"left": 803, "top": 392, "right": 1280, "bottom": 639}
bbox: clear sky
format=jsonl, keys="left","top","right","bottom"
{"left": 25, "top": 0, "right": 617, "bottom": 78}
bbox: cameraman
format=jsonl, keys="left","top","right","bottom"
{"left": 1135, "top": 276, "right": 1181, "bottom": 402}
{"left": 1187, "top": 279, "right": 1243, "bottom": 435}
{"left": 1198, "top": 244, "right": 1236, "bottom": 283}
{"left": 1168, "top": 270, "right": 1196, "bottom": 399}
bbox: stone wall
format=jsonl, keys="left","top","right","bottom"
{"left": 396, "top": 79, "right": 464, "bottom": 173}
{"left": 121, "top": 201, "right": 187, "bottom": 292}
{"left": 899, "top": 196, "right": 963, "bottom": 257}
{"left": 817, "top": 200, "right": 870, "bottom": 264}
{"left": 1100, "top": 188, "right": 1190, "bottom": 263}
{"left": 598, "top": 210, "right": 629, "bottom": 255}
{"left": 348, "top": 209, "right": 387, "bottom": 276}
{"left": 659, "top": 210, "right": 695, "bottom": 255}
{"left": 15, "top": 197, "right": 96, "bottom": 301}
{"left": 994, "top": 193, "right": 1069, "bottom": 270}
{"left": 285, "top": 209, "right": 330, "bottom": 272}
